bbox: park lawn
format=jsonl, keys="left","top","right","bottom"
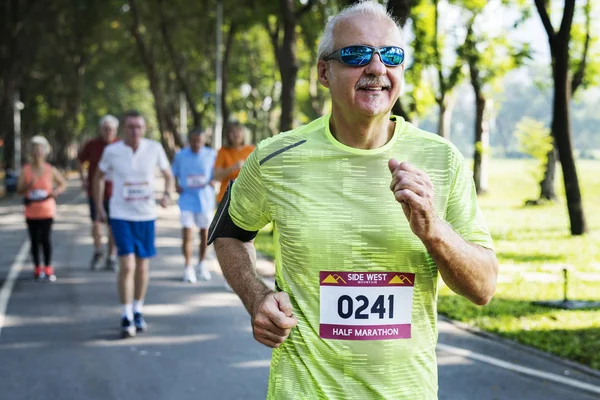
{"left": 253, "top": 158, "right": 600, "bottom": 370}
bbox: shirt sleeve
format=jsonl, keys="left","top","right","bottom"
{"left": 97, "top": 146, "right": 111, "bottom": 173}
{"left": 157, "top": 143, "right": 170, "bottom": 171}
{"left": 445, "top": 152, "right": 494, "bottom": 250}
{"left": 228, "top": 149, "right": 271, "bottom": 231}
{"left": 215, "top": 148, "right": 227, "bottom": 169}
{"left": 78, "top": 141, "right": 89, "bottom": 163}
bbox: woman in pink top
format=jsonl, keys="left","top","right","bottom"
{"left": 17, "top": 136, "right": 67, "bottom": 281}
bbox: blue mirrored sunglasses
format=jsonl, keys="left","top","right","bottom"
{"left": 324, "top": 45, "right": 405, "bottom": 67}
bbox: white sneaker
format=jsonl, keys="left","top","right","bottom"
{"left": 183, "top": 266, "right": 197, "bottom": 283}
{"left": 197, "top": 262, "right": 212, "bottom": 281}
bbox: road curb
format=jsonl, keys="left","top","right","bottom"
{"left": 438, "top": 315, "right": 600, "bottom": 379}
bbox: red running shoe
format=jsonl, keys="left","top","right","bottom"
{"left": 44, "top": 266, "right": 56, "bottom": 282}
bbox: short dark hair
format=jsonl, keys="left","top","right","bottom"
{"left": 188, "top": 127, "right": 204, "bottom": 137}
{"left": 122, "top": 110, "right": 144, "bottom": 124}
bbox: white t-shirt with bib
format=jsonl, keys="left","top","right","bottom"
{"left": 98, "top": 139, "right": 170, "bottom": 221}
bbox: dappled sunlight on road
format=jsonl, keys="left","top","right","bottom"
{"left": 144, "top": 292, "right": 241, "bottom": 316}
{"left": 436, "top": 353, "right": 474, "bottom": 366}
{"left": 3, "top": 315, "right": 75, "bottom": 328}
{"left": 0, "top": 341, "right": 47, "bottom": 350}
{"left": 155, "top": 236, "right": 183, "bottom": 248}
{"left": 83, "top": 333, "right": 219, "bottom": 347}
{"left": 231, "top": 359, "right": 271, "bottom": 369}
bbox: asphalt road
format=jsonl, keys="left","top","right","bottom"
{"left": 1, "top": 180, "right": 599, "bottom": 400}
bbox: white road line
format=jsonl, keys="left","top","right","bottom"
{"left": 437, "top": 343, "right": 600, "bottom": 395}
{"left": 0, "top": 189, "right": 84, "bottom": 340}
{"left": 0, "top": 240, "right": 30, "bottom": 338}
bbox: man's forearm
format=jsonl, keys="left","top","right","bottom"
{"left": 425, "top": 221, "right": 498, "bottom": 306}
{"left": 162, "top": 170, "right": 173, "bottom": 194}
{"left": 93, "top": 171, "right": 105, "bottom": 208}
{"left": 214, "top": 238, "right": 272, "bottom": 316}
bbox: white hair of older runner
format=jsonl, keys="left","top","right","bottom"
{"left": 30, "top": 135, "right": 51, "bottom": 155}
{"left": 316, "top": 0, "right": 402, "bottom": 62}
{"left": 99, "top": 114, "right": 119, "bottom": 129}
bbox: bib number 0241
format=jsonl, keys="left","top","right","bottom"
{"left": 338, "top": 294, "right": 394, "bottom": 320}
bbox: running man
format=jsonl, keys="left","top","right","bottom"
{"left": 94, "top": 110, "right": 173, "bottom": 338}
{"left": 17, "top": 136, "right": 67, "bottom": 281}
{"left": 210, "top": 2, "right": 498, "bottom": 398}
{"left": 171, "top": 128, "right": 217, "bottom": 283}
{"left": 78, "top": 115, "right": 119, "bottom": 271}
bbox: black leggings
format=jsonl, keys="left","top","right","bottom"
{"left": 26, "top": 218, "right": 54, "bottom": 266}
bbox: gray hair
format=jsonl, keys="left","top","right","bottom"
{"left": 317, "top": 1, "right": 401, "bottom": 61}
{"left": 30, "top": 135, "right": 51, "bottom": 155}
{"left": 99, "top": 114, "right": 119, "bottom": 129}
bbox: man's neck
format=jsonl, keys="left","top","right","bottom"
{"left": 32, "top": 159, "right": 44, "bottom": 168}
{"left": 126, "top": 139, "right": 140, "bottom": 152}
{"left": 329, "top": 112, "right": 394, "bottom": 150}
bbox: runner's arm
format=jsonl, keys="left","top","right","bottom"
{"left": 93, "top": 169, "right": 106, "bottom": 211}
{"left": 214, "top": 238, "right": 272, "bottom": 313}
{"left": 213, "top": 164, "right": 240, "bottom": 181}
{"left": 77, "top": 143, "right": 89, "bottom": 189}
{"left": 423, "top": 224, "right": 498, "bottom": 306}
{"left": 160, "top": 167, "right": 173, "bottom": 197}
{"left": 51, "top": 167, "right": 68, "bottom": 196}
{"left": 77, "top": 160, "right": 86, "bottom": 184}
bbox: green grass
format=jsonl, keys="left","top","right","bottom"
{"left": 254, "top": 158, "right": 600, "bottom": 370}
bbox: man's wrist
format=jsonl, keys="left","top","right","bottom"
{"left": 163, "top": 191, "right": 171, "bottom": 198}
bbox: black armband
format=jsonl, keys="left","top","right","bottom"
{"left": 208, "top": 181, "right": 258, "bottom": 245}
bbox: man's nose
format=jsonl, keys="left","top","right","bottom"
{"left": 364, "top": 53, "right": 387, "bottom": 76}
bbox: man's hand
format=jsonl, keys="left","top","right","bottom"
{"left": 388, "top": 158, "right": 441, "bottom": 242}
{"left": 159, "top": 193, "right": 170, "bottom": 208}
{"left": 96, "top": 207, "right": 108, "bottom": 223}
{"left": 251, "top": 291, "right": 297, "bottom": 348}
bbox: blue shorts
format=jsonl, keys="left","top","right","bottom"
{"left": 109, "top": 219, "right": 156, "bottom": 258}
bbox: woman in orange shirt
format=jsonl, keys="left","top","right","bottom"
{"left": 214, "top": 121, "right": 255, "bottom": 203}
{"left": 17, "top": 136, "right": 67, "bottom": 281}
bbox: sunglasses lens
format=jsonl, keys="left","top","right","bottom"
{"left": 339, "top": 46, "right": 374, "bottom": 66}
{"left": 380, "top": 47, "right": 404, "bottom": 66}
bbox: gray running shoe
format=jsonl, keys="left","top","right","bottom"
{"left": 90, "top": 251, "right": 103, "bottom": 271}
{"left": 105, "top": 257, "right": 118, "bottom": 272}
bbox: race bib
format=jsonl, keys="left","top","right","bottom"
{"left": 319, "top": 271, "right": 415, "bottom": 340}
{"left": 122, "top": 181, "right": 151, "bottom": 201}
{"left": 186, "top": 174, "right": 208, "bottom": 188}
{"left": 28, "top": 189, "right": 49, "bottom": 200}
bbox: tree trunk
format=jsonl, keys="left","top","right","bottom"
{"left": 551, "top": 42, "right": 587, "bottom": 234}
{"left": 436, "top": 95, "right": 452, "bottom": 140}
{"left": 539, "top": 148, "right": 557, "bottom": 200}
{"left": 473, "top": 94, "right": 486, "bottom": 194}
{"left": 157, "top": 0, "right": 202, "bottom": 129}
{"left": 129, "top": 0, "right": 178, "bottom": 159}
{"left": 1, "top": 82, "right": 16, "bottom": 170}
{"left": 278, "top": 0, "right": 298, "bottom": 133}
{"left": 221, "top": 22, "right": 237, "bottom": 127}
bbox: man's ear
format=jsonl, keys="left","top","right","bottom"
{"left": 317, "top": 60, "right": 330, "bottom": 88}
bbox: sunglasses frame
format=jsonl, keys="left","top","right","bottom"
{"left": 323, "top": 45, "right": 405, "bottom": 67}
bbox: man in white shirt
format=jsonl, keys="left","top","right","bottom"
{"left": 94, "top": 110, "right": 173, "bottom": 338}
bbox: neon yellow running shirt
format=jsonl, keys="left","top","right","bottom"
{"left": 229, "top": 115, "right": 494, "bottom": 400}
